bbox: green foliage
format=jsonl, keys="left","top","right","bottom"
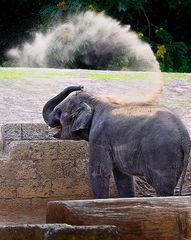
{"left": 40, "top": 4, "right": 64, "bottom": 22}
{"left": 0, "top": 61, "right": 12, "bottom": 67}
{"left": 37, "top": 0, "right": 191, "bottom": 72}
{"left": 118, "top": 0, "right": 146, "bottom": 12}
{"left": 107, "top": 56, "right": 129, "bottom": 71}
{"left": 1, "top": 0, "right": 191, "bottom": 72}
{"left": 154, "top": 28, "right": 189, "bottom": 72}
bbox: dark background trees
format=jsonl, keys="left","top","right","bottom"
{"left": 0, "top": 0, "right": 191, "bottom": 72}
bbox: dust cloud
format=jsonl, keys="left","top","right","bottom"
{"left": 7, "top": 11, "right": 163, "bottom": 103}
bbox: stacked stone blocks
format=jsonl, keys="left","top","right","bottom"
{"left": 0, "top": 123, "right": 90, "bottom": 204}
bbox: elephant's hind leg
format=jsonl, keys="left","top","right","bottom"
{"left": 145, "top": 172, "right": 176, "bottom": 197}
{"left": 155, "top": 180, "right": 175, "bottom": 196}
{"left": 144, "top": 150, "right": 182, "bottom": 197}
{"left": 113, "top": 168, "right": 135, "bottom": 197}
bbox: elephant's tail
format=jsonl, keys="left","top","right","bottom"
{"left": 179, "top": 140, "right": 191, "bottom": 195}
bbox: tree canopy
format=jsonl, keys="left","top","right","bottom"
{"left": 0, "top": 0, "right": 191, "bottom": 72}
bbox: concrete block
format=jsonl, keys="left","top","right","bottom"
{"left": 0, "top": 159, "right": 16, "bottom": 198}
{"left": 21, "top": 123, "right": 56, "bottom": 140}
{"left": 51, "top": 177, "right": 90, "bottom": 199}
{"left": 0, "top": 224, "right": 119, "bottom": 240}
{"left": 0, "top": 180, "right": 17, "bottom": 198}
{"left": 0, "top": 198, "right": 31, "bottom": 210}
{"left": 1, "top": 123, "right": 21, "bottom": 140}
{"left": 0, "top": 159, "right": 14, "bottom": 180}
{"left": 51, "top": 157, "right": 88, "bottom": 179}
{"left": 58, "top": 140, "right": 89, "bottom": 161}
{"left": 31, "top": 197, "right": 63, "bottom": 209}
{"left": 41, "top": 140, "right": 59, "bottom": 161}
{"left": 17, "top": 179, "right": 51, "bottom": 198}
{"left": 0, "top": 199, "right": 34, "bottom": 225}
{"left": 12, "top": 160, "right": 37, "bottom": 180}
{"left": 9, "top": 140, "right": 59, "bottom": 161}
{"left": 9, "top": 141, "right": 42, "bottom": 161}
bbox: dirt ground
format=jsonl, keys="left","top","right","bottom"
{"left": 0, "top": 68, "right": 191, "bottom": 134}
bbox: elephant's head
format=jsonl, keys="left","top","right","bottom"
{"left": 42, "top": 86, "right": 94, "bottom": 140}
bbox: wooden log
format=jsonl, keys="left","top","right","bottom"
{"left": 46, "top": 196, "right": 191, "bottom": 240}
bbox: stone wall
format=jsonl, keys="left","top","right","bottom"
{"left": 0, "top": 123, "right": 190, "bottom": 213}
{"left": 0, "top": 123, "right": 92, "bottom": 211}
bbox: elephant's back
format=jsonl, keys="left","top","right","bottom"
{"left": 109, "top": 104, "right": 189, "bottom": 146}
{"left": 112, "top": 104, "right": 171, "bottom": 117}
{"left": 141, "top": 109, "right": 191, "bottom": 158}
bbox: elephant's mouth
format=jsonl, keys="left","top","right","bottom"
{"left": 53, "top": 126, "right": 62, "bottom": 139}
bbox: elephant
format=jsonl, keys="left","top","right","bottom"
{"left": 42, "top": 86, "right": 191, "bottom": 198}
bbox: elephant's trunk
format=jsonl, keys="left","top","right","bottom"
{"left": 42, "top": 86, "right": 83, "bottom": 126}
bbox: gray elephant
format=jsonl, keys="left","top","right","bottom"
{"left": 42, "top": 86, "right": 191, "bottom": 198}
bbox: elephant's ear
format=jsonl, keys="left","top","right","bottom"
{"left": 72, "top": 103, "right": 93, "bottom": 131}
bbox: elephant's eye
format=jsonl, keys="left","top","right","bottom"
{"left": 56, "top": 108, "right": 62, "bottom": 116}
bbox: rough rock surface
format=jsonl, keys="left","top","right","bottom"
{"left": 0, "top": 224, "right": 119, "bottom": 240}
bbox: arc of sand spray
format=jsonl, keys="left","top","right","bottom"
{"left": 7, "top": 11, "right": 163, "bottom": 103}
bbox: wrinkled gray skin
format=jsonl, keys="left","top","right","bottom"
{"left": 42, "top": 86, "right": 191, "bottom": 198}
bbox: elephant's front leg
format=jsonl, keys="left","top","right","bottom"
{"left": 89, "top": 145, "right": 112, "bottom": 199}
{"left": 113, "top": 168, "right": 135, "bottom": 197}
